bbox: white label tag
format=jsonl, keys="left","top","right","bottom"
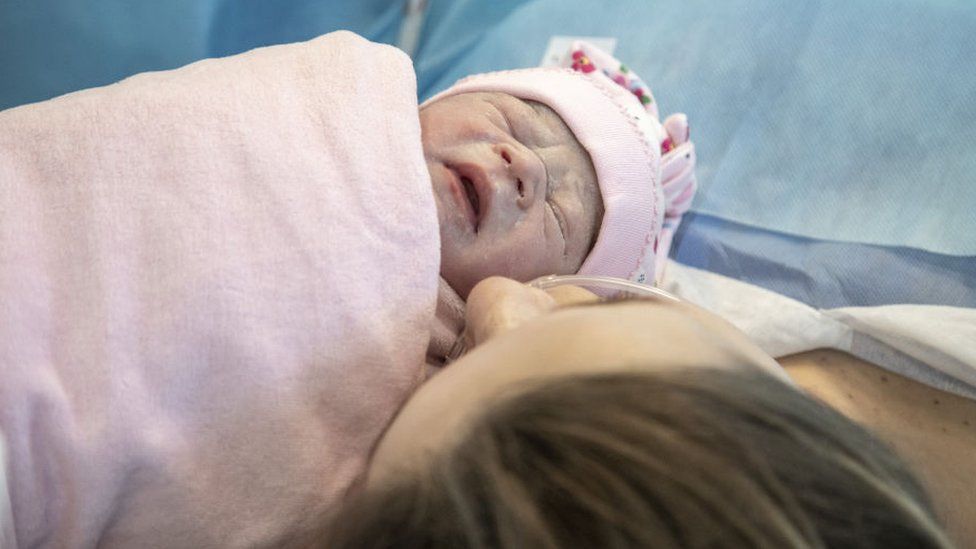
{"left": 539, "top": 36, "right": 617, "bottom": 67}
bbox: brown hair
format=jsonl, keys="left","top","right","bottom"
{"left": 321, "top": 370, "right": 953, "bottom": 548}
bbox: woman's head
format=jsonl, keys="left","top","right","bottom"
{"left": 323, "top": 277, "right": 951, "bottom": 547}
{"left": 369, "top": 276, "right": 791, "bottom": 480}
{"left": 325, "top": 370, "right": 950, "bottom": 548}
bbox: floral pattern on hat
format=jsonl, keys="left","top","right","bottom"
{"left": 570, "top": 50, "right": 596, "bottom": 73}
{"left": 565, "top": 42, "right": 674, "bottom": 156}
{"left": 562, "top": 41, "right": 697, "bottom": 284}
{"left": 567, "top": 47, "right": 656, "bottom": 113}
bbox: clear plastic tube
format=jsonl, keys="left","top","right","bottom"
{"left": 445, "top": 276, "right": 678, "bottom": 364}
{"left": 528, "top": 274, "right": 680, "bottom": 302}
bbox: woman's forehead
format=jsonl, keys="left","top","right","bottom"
{"left": 369, "top": 295, "right": 783, "bottom": 485}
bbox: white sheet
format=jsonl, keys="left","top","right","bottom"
{"left": 661, "top": 261, "right": 976, "bottom": 400}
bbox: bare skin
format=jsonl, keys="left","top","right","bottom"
{"left": 783, "top": 349, "right": 976, "bottom": 548}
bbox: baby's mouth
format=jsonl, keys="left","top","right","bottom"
{"left": 444, "top": 162, "right": 489, "bottom": 231}
{"left": 460, "top": 175, "right": 481, "bottom": 222}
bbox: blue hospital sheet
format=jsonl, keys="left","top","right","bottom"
{"left": 416, "top": 0, "right": 976, "bottom": 256}
{"left": 0, "top": 1, "right": 213, "bottom": 110}
{"left": 0, "top": 0, "right": 403, "bottom": 110}
{"left": 206, "top": 0, "right": 403, "bottom": 58}
{"left": 671, "top": 213, "right": 976, "bottom": 310}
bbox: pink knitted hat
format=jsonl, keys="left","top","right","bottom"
{"left": 422, "top": 41, "right": 697, "bottom": 285}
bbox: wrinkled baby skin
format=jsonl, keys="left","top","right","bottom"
{"left": 420, "top": 92, "right": 603, "bottom": 298}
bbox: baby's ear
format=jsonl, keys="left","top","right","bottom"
{"left": 663, "top": 113, "right": 690, "bottom": 146}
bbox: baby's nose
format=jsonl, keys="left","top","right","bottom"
{"left": 493, "top": 143, "right": 541, "bottom": 210}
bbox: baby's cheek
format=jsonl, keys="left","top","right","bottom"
{"left": 442, "top": 212, "right": 561, "bottom": 294}
{"left": 498, "top": 222, "right": 563, "bottom": 280}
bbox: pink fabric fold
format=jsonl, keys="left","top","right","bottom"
{"left": 0, "top": 31, "right": 439, "bottom": 548}
{"left": 655, "top": 114, "right": 698, "bottom": 282}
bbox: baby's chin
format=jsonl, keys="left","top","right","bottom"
{"left": 439, "top": 268, "right": 476, "bottom": 300}
{"left": 439, "top": 252, "right": 563, "bottom": 301}
{"left": 435, "top": 218, "right": 576, "bottom": 297}
{"left": 438, "top": 245, "right": 499, "bottom": 299}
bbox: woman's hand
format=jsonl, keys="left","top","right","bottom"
{"left": 429, "top": 276, "right": 599, "bottom": 369}
{"left": 465, "top": 277, "right": 599, "bottom": 347}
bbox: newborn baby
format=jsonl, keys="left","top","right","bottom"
{"left": 0, "top": 34, "right": 695, "bottom": 547}
{"left": 420, "top": 42, "right": 698, "bottom": 363}
{"left": 423, "top": 43, "right": 696, "bottom": 299}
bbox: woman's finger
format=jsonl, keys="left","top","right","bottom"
{"left": 543, "top": 285, "right": 599, "bottom": 307}
{"left": 465, "top": 277, "right": 557, "bottom": 346}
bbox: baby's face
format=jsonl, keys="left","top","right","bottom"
{"left": 420, "top": 92, "right": 603, "bottom": 298}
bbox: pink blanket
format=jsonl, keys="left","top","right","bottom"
{"left": 0, "top": 31, "right": 439, "bottom": 547}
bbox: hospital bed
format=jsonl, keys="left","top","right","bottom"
{"left": 1, "top": 0, "right": 973, "bottom": 389}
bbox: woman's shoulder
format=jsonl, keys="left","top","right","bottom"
{"left": 781, "top": 349, "right": 976, "bottom": 547}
